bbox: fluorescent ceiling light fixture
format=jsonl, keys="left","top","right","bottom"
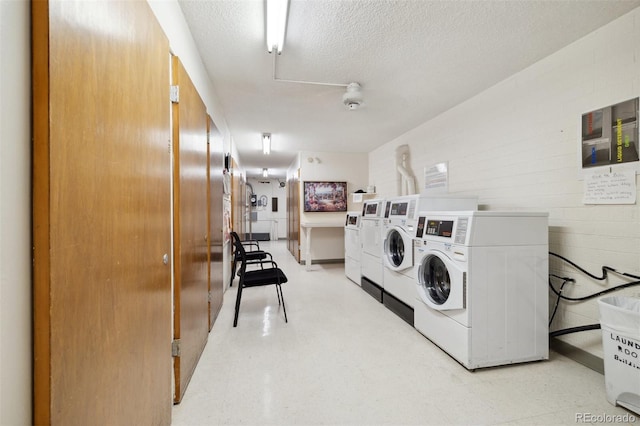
{"left": 262, "top": 133, "right": 271, "bottom": 155}
{"left": 266, "top": 0, "right": 289, "bottom": 54}
{"left": 262, "top": 168, "right": 269, "bottom": 178}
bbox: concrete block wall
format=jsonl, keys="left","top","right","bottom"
{"left": 369, "top": 8, "right": 640, "bottom": 358}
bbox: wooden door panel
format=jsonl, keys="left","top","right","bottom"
{"left": 208, "top": 118, "right": 224, "bottom": 329}
{"left": 172, "top": 57, "right": 209, "bottom": 403}
{"left": 286, "top": 171, "right": 301, "bottom": 262}
{"left": 33, "top": 1, "right": 172, "bottom": 424}
{"left": 231, "top": 158, "right": 243, "bottom": 237}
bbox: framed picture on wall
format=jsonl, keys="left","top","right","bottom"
{"left": 303, "top": 181, "right": 347, "bottom": 212}
{"left": 581, "top": 97, "right": 639, "bottom": 169}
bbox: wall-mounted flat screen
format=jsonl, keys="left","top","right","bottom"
{"left": 304, "top": 181, "right": 347, "bottom": 212}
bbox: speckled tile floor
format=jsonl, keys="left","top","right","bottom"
{"left": 171, "top": 240, "right": 635, "bottom": 426}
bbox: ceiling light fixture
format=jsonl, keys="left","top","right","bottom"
{"left": 262, "top": 133, "right": 271, "bottom": 155}
{"left": 266, "top": 0, "right": 289, "bottom": 54}
{"left": 262, "top": 168, "right": 269, "bottom": 178}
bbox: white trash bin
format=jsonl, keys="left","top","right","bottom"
{"left": 598, "top": 296, "right": 640, "bottom": 415}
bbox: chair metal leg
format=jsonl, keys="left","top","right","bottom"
{"left": 229, "top": 259, "right": 236, "bottom": 288}
{"left": 233, "top": 282, "right": 244, "bottom": 327}
{"left": 278, "top": 284, "right": 288, "bottom": 323}
{"left": 275, "top": 285, "right": 281, "bottom": 305}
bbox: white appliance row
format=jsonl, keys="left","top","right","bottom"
{"left": 345, "top": 201, "right": 550, "bottom": 370}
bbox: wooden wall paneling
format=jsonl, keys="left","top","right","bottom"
{"left": 33, "top": 1, "right": 173, "bottom": 424}
{"left": 208, "top": 116, "right": 224, "bottom": 329}
{"left": 32, "top": 1, "right": 51, "bottom": 422}
{"left": 287, "top": 175, "right": 292, "bottom": 254}
{"left": 230, "top": 159, "right": 240, "bottom": 286}
{"left": 171, "top": 56, "right": 209, "bottom": 404}
{"left": 240, "top": 175, "right": 247, "bottom": 238}
{"left": 294, "top": 170, "right": 301, "bottom": 261}
{"left": 231, "top": 159, "right": 243, "bottom": 237}
{"left": 286, "top": 170, "right": 301, "bottom": 262}
{"left": 230, "top": 159, "right": 237, "bottom": 233}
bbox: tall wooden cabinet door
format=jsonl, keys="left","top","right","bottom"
{"left": 172, "top": 56, "right": 209, "bottom": 404}
{"left": 293, "top": 175, "right": 301, "bottom": 261}
{"left": 208, "top": 117, "right": 224, "bottom": 330}
{"left": 287, "top": 172, "right": 301, "bottom": 262}
{"left": 32, "top": 1, "right": 173, "bottom": 424}
{"left": 231, "top": 159, "right": 242, "bottom": 236}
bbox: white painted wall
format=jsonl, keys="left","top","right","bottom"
{"left": 0, "top": 1, "right": 31, "bottom": 424}
{"left": 299, "top": 150, "right": 369, "bottom": 261}
{"left": 247, "top": 179, "right": 287, "bottom": 240}
{"left": 147, "top": 0, "right": 230, "bottom": 151}
{"left": 370, "top": 8, "right": 640, "bottom": 358}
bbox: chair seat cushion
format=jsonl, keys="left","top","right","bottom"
{"left": 243, "top": 268, "right": 288, "bottom": 287}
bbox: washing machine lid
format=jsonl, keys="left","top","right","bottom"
{"left": 417, "top": 250, "right": 465, "bottom": 310}
{"left": 383, "top": 226, "right": 413, "bottom": 271}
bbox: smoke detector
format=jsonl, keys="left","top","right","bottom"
{"left": 342, "top": 82, "right": 363, "bottom": 110}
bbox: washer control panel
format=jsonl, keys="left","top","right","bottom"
{"left": 416, "top": 215, "right": 469, "bottom": 245}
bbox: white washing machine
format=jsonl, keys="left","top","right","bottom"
{"left": 414, "top": 211, "right": 549, "bottom": 370}
{"left": 344, "top": 211, "right": 361, "bottom": 285}
{"left": 359, "top": 198, "right": 386, "bottom": 302}
{"left": 381, "top": 195, "right": 478, "bottom": 324}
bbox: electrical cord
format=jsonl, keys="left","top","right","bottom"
{"left": 548, "top": 252, "right": 640, "bottom": 301}
{"left": 549, "top": 277, "right": 640, "bottom": 302}
{"left": 549, "top": 324, "right": 601, "bottom": 338}
{"left": 548, "top": 252, "right": 640, "bottom": 337}
{"left": 550, "top": 252, "right": 640, "bottom": 281}
{"left": 549, "top": 276, "right": 573, "bottom": 326}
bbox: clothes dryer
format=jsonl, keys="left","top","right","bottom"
{"left": 344, "top": 211, "right": 362, "bottom": 285}
{"left": 414, "top": 211, "right": 549, "bottom": 370}
{"left": 359, "top": 198, "right": 386, "bottom": 302}
{"left": 381, "top": 195, "right": 478, "bottom": 325}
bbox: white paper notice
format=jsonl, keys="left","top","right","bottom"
{"left": 583, "top": 169, "right": 637, "bottom": 204}
{"left": 424, "top": 162, "right": 448, "bottom": 194}
{"left": 352, "top": 193, "right": 363, "bottom": 203}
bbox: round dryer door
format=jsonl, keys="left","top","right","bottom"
{"left": 419, "top": 253, "right": 451, "bottom": 306}
{"left": 417, "top": 249, "right": 465, "bottom": 310}
{"left": 384, "top": 226, "right": 414, "bottom": 271}
{"left": 385, "top": 229, "right": 405, "bottom": 268}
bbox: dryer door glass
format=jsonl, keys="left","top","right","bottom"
{"left": 422, "top": 255, "right": 451, "bottom": 305}
{"left": 386, "top": 229, "right": 404, "bottom": 267}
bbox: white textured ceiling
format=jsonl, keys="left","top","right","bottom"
{"left": 178, "top": 0, "right": 640, "bottom": 178}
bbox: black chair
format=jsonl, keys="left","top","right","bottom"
{"left": 229, "top": 233, "right": 272, "bottom": 288}
{"left": 232, "top": 232, "right": 288, "bottom": 327}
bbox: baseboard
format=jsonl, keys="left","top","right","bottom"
{"left": 299, "top": 258, "right": 344, "bottom": 265}
{"left": 243, "top": 233, "right": 270, "bottom": 241}
{"left": 549, "top": 337, "right": 604, "bottom": 374}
